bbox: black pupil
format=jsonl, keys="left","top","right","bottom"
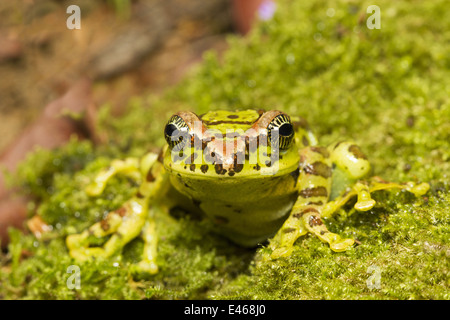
{"left": 165, "top": 123, "right": 178, "bottom": 138}
{"left": 279, "top": 123, "right": 293, "bottom": 136}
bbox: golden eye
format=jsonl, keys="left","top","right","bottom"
{"left": 164, "top": 115, "right": 190, "bottom": 151}
{"left": 267, "top": 114, "right": 295, "bottom": 150}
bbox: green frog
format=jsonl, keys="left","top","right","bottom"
{"left": 65, "top": 109, "right": 429, "bottom": 274}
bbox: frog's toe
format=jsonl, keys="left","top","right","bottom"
{"left": 270, "top": 246, "right": 294, "bottom": 260}
{"left": 69, "top": 247, "right": 106, "bottom": 261}
{"left": 130, "top": 261, "right": 159, "bottom": 275}
{"left": 66, "top": 233, "right": 85, "bottom": 250}
{"left": 329, "top": 238, "right": 354, "bottom": 252}
{"left": 354, "top": 199, "right": 376, "bottom": 211}
{"left": 68, "top": 248, "right": 86, "bottom": 261}
{"left": 410, "top": 182, "right": 430, "bottom": 197}
{"left": 85, "top": 182, "right": 104, "bottom": 197}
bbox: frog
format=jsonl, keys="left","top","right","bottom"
{"left": 65, "top": 109, "right": 429, "bottom": 274}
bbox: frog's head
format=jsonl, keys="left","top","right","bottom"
{"left": 163, "top": 109, "right": 313, "bottom": 178}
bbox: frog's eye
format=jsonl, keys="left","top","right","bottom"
{"left": 164, "top": 115, "right": 190, "bottom": 151}
{"left": 267, "top": 114, "right": 295, "bottom": 150}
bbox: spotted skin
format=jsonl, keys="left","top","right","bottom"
{"left": 64, "top": 109, "right": 430, "bottom": 274}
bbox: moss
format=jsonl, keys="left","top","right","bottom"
{"left": 214, "top": 191, "right": 449, "bottom": 300}
{"left": 1, "top": 0, "right": 449, "bottom": 299}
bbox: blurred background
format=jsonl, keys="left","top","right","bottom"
{"left": 0, "top": 0, "right": 270, "bottom": 244}
{"left": 0, "top": 0, "right": 272, "bottom": 151}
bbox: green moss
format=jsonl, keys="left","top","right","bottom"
{"left": 214, "top": 191, "right": 449, "bottom": 300}
{"left": 1, "top": 0, "right": 449, "bottom": 299}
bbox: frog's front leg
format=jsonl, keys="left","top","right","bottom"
{"left": 270, "top": 140, "right": 430, "bottom": 259}
{"left": 321, "top": 141, "right": 429, "bottom": 218}
{"left": 270, "top": 145, "right": 354, "bottom": 259}
{"left": 66, "top": 152, "right": 167, "bottom": 274}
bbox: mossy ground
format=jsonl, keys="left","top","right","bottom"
{"left": 1, "top": 0, "right": 449, "bottom": 299}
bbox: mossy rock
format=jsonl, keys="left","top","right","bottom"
{"left": 1, "top": 0, "right": 449, "bottom": 299}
